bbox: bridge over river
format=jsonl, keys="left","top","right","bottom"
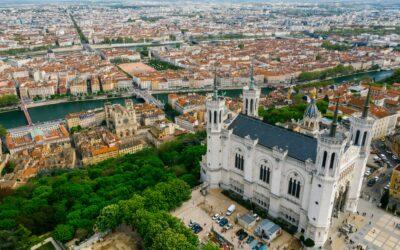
{"left": 2, "top": 69, "right": 394, "bottom": 129}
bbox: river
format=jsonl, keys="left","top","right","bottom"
{"left": 0, "top": 70, "right": 394, "bottom": 129}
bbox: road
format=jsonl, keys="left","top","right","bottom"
{"left": 361, "top": 139, "right": 399, "bottom": 203}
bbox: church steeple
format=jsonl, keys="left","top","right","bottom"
{"left": 362, "top": 85, "right": 371, "bottom": 119}
{"left": 242, "top": 62, "right": 261, "bottom": 118}
{"left": 249, "top": 62, "right": 256, "bottom": 90}
{"left": 212, "top": 73, "right": 218, "bottom": 101}
{"left": 330, "top": 96, "right": 339, "bottom": 137}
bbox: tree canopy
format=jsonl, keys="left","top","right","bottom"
{"left": 0, "top": 132, "right": 206, "bottom": 249}
{"left": 298, "top": 65, "right": 354, "bottom": 82}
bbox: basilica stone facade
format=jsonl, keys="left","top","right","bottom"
{"left": 201, "top": 75, "right": 374, "bottom": 247}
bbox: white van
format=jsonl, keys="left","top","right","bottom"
{"left": 226, "top": 204, "right": 236, "bottom": 216}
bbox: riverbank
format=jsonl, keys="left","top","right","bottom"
{"left": 0, "top": 69, "right": 394, "bottom": 129}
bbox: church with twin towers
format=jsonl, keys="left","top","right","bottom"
{"left": 201, "top": 66, "right": 374, "bottom": 247}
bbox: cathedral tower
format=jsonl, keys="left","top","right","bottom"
{"left": 242, "top": 63, "right": 261, "bottom": 118}
{"left": 346, "top": 85, "right": 375, "bottom": 212}
{"left": 204, "top": 75, "right": 225, "bottom": 187}
{"left": 307, "top": 98, "right": 347, "bottom": 246}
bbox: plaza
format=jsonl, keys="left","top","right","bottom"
{"left": 347, "top": 199, "right": 400, "bottom": 250}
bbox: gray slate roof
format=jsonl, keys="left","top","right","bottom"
{"left": 228, "top": 114, "right": 317, "bottom": 162}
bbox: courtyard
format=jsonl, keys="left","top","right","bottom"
{"left": 172, "top": 188, "right": 301, "bottom": 250}
{"left": 348, "top": 199, "right": 400, "bottom": 250}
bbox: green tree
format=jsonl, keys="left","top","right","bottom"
{"left": 152, "top": 228, "right": 197, "bottom": 250}
{"left": 118, "top": 194, "right": 145, "bottom": 223}
{"left": 316, "top": 100, "right": 328, "bottom": 114}
{"left": 202, "top": 241, "right": 220, "bottom": 250}
{"left": 0, "top": 124, "right": 7, "bottom": 137}
{"left": 52, "top": 224, "right": 74, "bottom": 243}
{"left": 95, "top": 204, "right": 122, "bottom": 232}
{"left": 0, "top": 95, "right": 19, "bottom": 108}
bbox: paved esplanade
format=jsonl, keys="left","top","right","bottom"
{"left": 349, "top": 199, "right": 400, "bottom": 249}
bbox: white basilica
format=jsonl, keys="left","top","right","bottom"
{"left": 201, "top": 71, "right": 374, "bottom": 247}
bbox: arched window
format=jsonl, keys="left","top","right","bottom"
{"left": 362, "top": 131, "right": 367, "bottom": 146}
{"left": 329, "top": 153, "right": 336, "bottom": 169}
{"left": 288, "top": 176, "right": 301, "bottom": 198}
{"left": 322, "top": 151, "right": 327, "bottom": 168}
{"left": 214, "top": 110, "right": 217, "bottom": 124}
{"left": 354, "top": 130, "right": 360, "bottom": 145}
{"left": 245, "top": 99, "right": 249, "bottom": 115}
{"left": 209, "top": 110, "right": 211, "bottom": 123}
{"left": 259, "top": 165, "right": 270, "bottom": 184}
{"left": 250, "top": 99, "right": 254, "bottom": 114}
{"left": 219, "top": 111, "right": 222, "bottom": 123}
{"left": 235, "top": 153, "right": 244, "bottom": 171}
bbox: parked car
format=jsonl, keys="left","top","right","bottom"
{"left": 212, "top": 213, "right": 220, "bottom": 221}
{"left": 216, "top": 216, "right": 224, "bottom": 224}
{"left": 384, "top": 184, "right": 390, "bottom": 190}
{"left": 253, "top": 213, "right": 260, "bottom": 221}
{"left": 393, "top": 155, "right": 398, "bottom": 160}
{"left": 238, "top": 231, "right": 248, "bottom": 241}
{"left": 226, "top": 204, "right": 236, "bottom": 216}
{"left": 246, "top": 235, "right": 255, "bottom": 244}
{"left": 192, "top": 223, "right": 203, "bottom": 234}
{"left": 219, "top": 218, "right": 229, "bottom": 227}
{"left": 364, "top": 170, "right": 371, "bottom": 177}
{"left": 367, "top": 179, "right": 376, "bottom": 187}
{"left": 224, "top": 223, "right": 233, "bottom": 230}
{"left": 236, "top": 228, "right": 244, "bottom": 236}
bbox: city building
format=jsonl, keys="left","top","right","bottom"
{"left": 168, "top": 93, "right": 206, "bottom": 114}
{"left": 390, "top": 165, "right": 400, "bottom": 200}
{"left": 73, "top": 126, "right": 145, "bottom": 166}
{"left": 105, "top": 99, "right": 138, "bottom": 138}
{"left": 147, "top": 120, "right": 176, "bottom": 147}
{"left": 201, "top": 74, "right": 375, "bottom": 247}
{"left": 2, "top": 144, "right": 76, "bottom": 188}
{"left": 65, "top": 108, "right": 105, "bottom": 130}
{"left": 5, "top": 122, "right": 71, "bottom": 155}
{"left": 134, "top": 103, "right": 166, "bottom": 126}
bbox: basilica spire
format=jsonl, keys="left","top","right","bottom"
{"left": 362, "top": 84, "right": 371, "bottom": 119}
{"left": 249, "top": 61, "right": 255, "bottom": 90}
{"left": 329, "top": 96, "right": 339, "bottom": 137}
{"left": 212, "top": 73, "right": 218, "bottom": 101}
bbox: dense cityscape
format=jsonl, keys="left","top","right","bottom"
{"left": 1, "top": 0, "right": 400, "bottom": 249}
